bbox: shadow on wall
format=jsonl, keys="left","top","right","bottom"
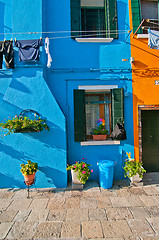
{"left": 0, "top": 172, "right": 24, "bottom": 188}
{"left": 0, "top": 141, "right": 34, "bottom": 162}
{"left": 39, "top": 166, "right": 66, "bottom": 188}
{"left": 0, "top": 2, "right": 4, "bottom": 40}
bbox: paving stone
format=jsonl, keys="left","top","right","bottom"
{"left": 7, "top": 198, "right": 32, "bottom": 210}
{"left": 142, "top": 236, "right": 159, "bottom": 240}
{"left": 139, "top": 195, "right": 159, "bottom": 206}
{"left": 80, "top": 197, "right": 98, "bottom": 209}
{"left": 1, "top": 191, "right": 15, "bottom": 199}
{"left": 127, "top": 195, "right": 145, "bottom": 207}
{"left": 101, "top": 220, "right": 132, "bottom": 238}
{"left": 29, "top": 199, "right": 49, "bottom": 210}
{"left": 106, "top": 207, "right": 133, "bottom": 220}
{"left": 127, "top": 219, "right": 155, "bottom": 237}
{"left": 0, "top": 222, "right": 13, "bottom": 239}
{"left": 114, "top": 180, "right": 130, "bottom": 188}
{"left": 47, "top": 209, "right": 67, "bottom": 221}
{"left": 124, "top": 237, "right": 141, "bottom": 240}
{"left": 128, "top": 187, "right": 147, "bottom": 195}
{"left": 144, "top": 206, "right": 159, "bottom": 217}
{"left": 0, "top": 199, "right": 13, "bottom": 211}
{"left": 116, "top": 189, "right": 131, "bottom": 197}
{"left": 82, "top": 221, "right": 103, "bottom": 239}
{"left": 129, "top": 207, "right": 150, "bottom": 219}
{"left": 13, "top": 210, "right": 31, "bottom": 222}
{"left": 7, "top": 221, "right": 38, "bottom": 239}
{"left": 147, "top": 217, "right": 159, "bottom": 235}
{"left": 64, "top": 190, "right": 83, "bottom": 198}
{"left": 66, "top": 208, "right": 88, "bottom": 222}
{"left": 12, "top": 189, "right": 28, "bottom": 199}
{"left": 110, "top": 197, "right": 131, "bottom": 208}
{"left": 27, "top": 209, "right": 49, "bottom": 222}
{"left": 152, "top": 195, "right": 159, "bottom": 203}
{"left": 65, "top": 197, "right": 80, "bottom": 208}
{"left": 83, "top": 181, "right": 100, "bottom": 192}
{"left": 96, "top": 196, "right": 112, "bottom": 208}
{"left": 89, "top": 208, "right": 107, "bottom": 221}
{"left": 61, "top": 222, "right": 81, "bottom": 238}
{"left": 47, "top": 198, "right": 65, "bottom": 210}
{"left": 100, "top": 188, "right": 117, "bottom": 197}
{"left": 143, "top": 186, "right": 159, "bottom": 195}
{"left": 33, "top": 222, "right": 62, "bottom": 239}
{"left": 0, "top": 210, "right": 18, "bottom": 222}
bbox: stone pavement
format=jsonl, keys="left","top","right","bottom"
{"left": 0, "top": 179, "right": 159, "bottom": 239}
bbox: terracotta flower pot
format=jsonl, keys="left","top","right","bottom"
{"left": 92, "top": 135, "right": 107, "bottom": 141}
{"left": 23, "top": 172, "right": 36, "bottom": 186}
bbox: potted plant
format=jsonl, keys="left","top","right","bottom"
{"left": 92, "top": 118, "right": 108, "bottom": 140}
{"left": 123, "top": 152, "right": 146, "bottom": 183}
{"left": 0, "top": 115, "right": 49, "bottom": 137}
{"left": 20, "top": 160, "right": 38, "bottom": 186}
{"left": 66, "top": 159, "right": 93, "bottom": 185}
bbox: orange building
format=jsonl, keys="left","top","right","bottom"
{"left": 129, "top": 0, "right": 159, "bottom": 172}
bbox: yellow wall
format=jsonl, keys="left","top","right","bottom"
{"left": 129, "top": 0, "right": 159, "bottom": 160}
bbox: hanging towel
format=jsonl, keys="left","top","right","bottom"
{"left": 0, "top": 41, "right": 14, "bottom": 69}
{"left": 45, "top": 37, "right": 52, "bottom": 68}
{"left": 14, "top": 39, "right": 43, "bottom": 61}
{"left": 148, "top": 29, "right": 159, "bottom": 49}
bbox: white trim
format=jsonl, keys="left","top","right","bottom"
{"left": 137, "top": 34, "right": 148, "bottom": 39}
{"left": 81, "top": 140, "right": 120, "bottom": 146}
{"left": 75, "top": 38, "right": 113, "bottom": 43}
{"left": 78, "top": 85, "right": 118, "bottom": 90}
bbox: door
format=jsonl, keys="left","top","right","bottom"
{"left": 141, "top": 110, "right": 159, "bottom": 172}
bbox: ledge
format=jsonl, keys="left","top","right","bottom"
{"left": 81, "top": 140, "right": 120, "bottom": 146}
{"left": 75, "top": 38, "right": 113, "bottom": 43}
{"left": 137, "top": 34, "right": 148, "bottom": 39}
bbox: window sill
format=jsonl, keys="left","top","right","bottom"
{"left": 81, "top": 140, "right": 120, "bottom": 146}
{"left": 75, "top": 38, "right": 114, "bottom": 43}
{"left": 137, "top": 34, "right": 148, "bottom": 39}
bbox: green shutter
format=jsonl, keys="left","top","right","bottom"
{"left": 107, "top": 0, "right": 118, "bottom": 38}
{"left": 74, "top": 89, "right": 86, "bottom": 142}
{"left": 111, "top": 88, "right": 124, "bottom": 130}
{"left": 131, "top": 0, "right": 142, "bottom": 34}
{"left": 71, "top": 0, "right": 81, "bottom": 38}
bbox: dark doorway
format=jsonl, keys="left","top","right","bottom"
{"left": 141, "top": 110, "right": 159, "bottom": 172}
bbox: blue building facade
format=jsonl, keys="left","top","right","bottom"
{"left": 0, "top": 0, "right": 134, "bottom": 188}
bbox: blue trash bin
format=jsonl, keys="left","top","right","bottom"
{"left": 97, "top": 160, "right": 115, "bottom": 189}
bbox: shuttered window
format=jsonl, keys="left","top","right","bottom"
{"left": 71, "top": 0, "right": 118, "bottom": 39}
{"left": 131, "top": 0, "right": 142, "bottom": 34}
{"left": 74, "top": 88, "right": 124, "bottom": 142}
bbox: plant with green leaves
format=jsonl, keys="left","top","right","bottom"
{"left": 66, "top": 159, "right": 93, "bottom": 184}
{"left": 123, "top": 152, "right": 146, "bottom": 178}
{"left": 0, "top": 115, "right": 49, "bottom": 137}
{"left": 20, "top": 160, "right": 38, "bottom": 176}
{"left": 92, "top": 118, "right": 108, "bottom": 135}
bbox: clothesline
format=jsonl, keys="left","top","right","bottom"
{"left": 0, "top": 29, "right": 130, "bottom": 36}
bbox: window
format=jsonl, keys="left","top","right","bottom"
{"left": 131, "top": 0, "right": 159, "bottom": 34}
{"left": 71, "top": 0, "right": 118, "bottom": 39}
{"left": 74, "top": 87, "right": 124, "bottom": 142}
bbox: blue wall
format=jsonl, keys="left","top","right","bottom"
{"left": 44, "top": 0, "right": 134, "bottom": 181}
{"left": 0, "top": 0, "right": 67, "bottom": 188}
{"left": 0, "top": 0, "right": 134, "bottom": 188}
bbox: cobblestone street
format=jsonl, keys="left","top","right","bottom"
{"left": 1, "top": 178, "right": 159, "bottom": 239}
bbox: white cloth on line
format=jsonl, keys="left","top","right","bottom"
{"left": 45, "top": 37, "right": 52, "bottom": 68}
{"left": 148, "top": 29, "right": 159, "bottom": 49}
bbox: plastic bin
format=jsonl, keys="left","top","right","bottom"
{"left": 97, "top": 160, "right": 115, "bottom": 189}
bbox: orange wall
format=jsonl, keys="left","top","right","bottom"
{"left": 129, "top": 0, "right": 159, "bottom": 160}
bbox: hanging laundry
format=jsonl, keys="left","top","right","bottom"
{"left": 0, "top": 40, "right": 14, "bottom": 69}
{"left": 148, "top": 29, "right": 159, "bottom": 49}
{"left": 45, "top": 37, "right": 52, "bottom": 68}
{"left": 14, "top": 39, "right": 43, "bottom": 61}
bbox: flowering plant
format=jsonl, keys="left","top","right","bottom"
{"left": 66, "top": 159, "right": 93, "bottom": 184}
{"left": 123, "top": 152, "right": 146, "bottom": 178}
{"left": 0, "top": 115, "right": 49, "bottom": 137}
{"left": 20, "top": 160, "right": 38, "bottom": 176}
{"left": 92, "top": 118, "right": 108, "bottom": 135}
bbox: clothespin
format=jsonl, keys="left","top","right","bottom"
{"left": 4, "top": 38, "right": 6, "bottom": 42}
{"left": 146, "top": 19, "right": 150, "bottom": 22}
{"left": 11, "top": 38, "right": 12, "bottom": 41}
{"left": 15, "top": 38, "right": 16, "bottom": 42}
{"left": 40, "top": 37, "right": 42, "bottom": 40}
